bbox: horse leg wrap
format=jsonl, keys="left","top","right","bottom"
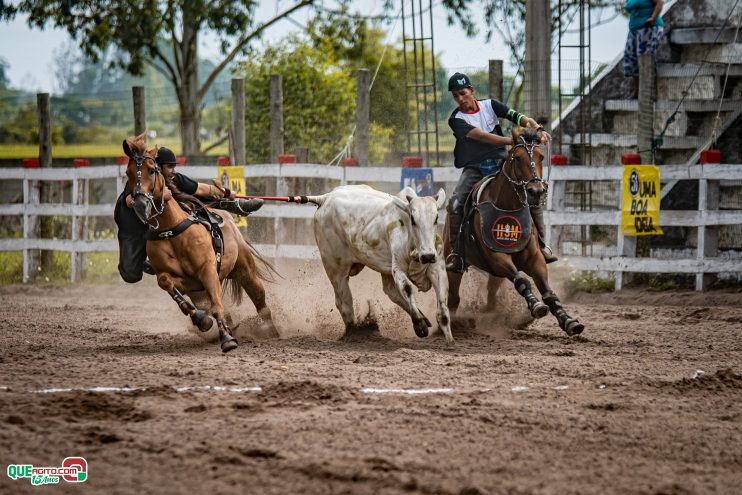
{"left": 542, "top": 291, "right": 571, "bottom": 329}
{"left": 172, "top": 288, "right": 195, "bottom": 316}
{"left": 514, "top": 277, "right": 540, "bottom": 311}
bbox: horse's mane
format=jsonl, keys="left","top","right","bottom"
{"left": 516, "top": 128, "right": 541, "bottom": 144}
{"left": 164, "top": 174, "right": 206, "bottom": 214}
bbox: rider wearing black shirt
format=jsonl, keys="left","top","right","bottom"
{"left": 114, "top": 147, "right": 263, "bottom": 283}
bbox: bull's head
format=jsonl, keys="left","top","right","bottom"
{"left": 392, "top": 187, "right": 446, "bottom": 264}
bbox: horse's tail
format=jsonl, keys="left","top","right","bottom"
{"left": 223, "top": 278, "right": 244, "bottom": 306}
{"left": 303, "top": 194, "right": 328, "bottom": 207}
{"left": 245, "top": 237, "right": 281, "bottom": 284}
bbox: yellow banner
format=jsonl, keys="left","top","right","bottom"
{"left": 217, "top": 166, "right": 246, "bottom": 228}
{"left": 621, "top": 165, "right": 663, "bottom": 236}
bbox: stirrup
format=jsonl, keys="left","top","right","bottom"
{"left": 540, "top": 244, "right": 558, "bottom": 264}
{"left": 445, "top": 253, "right": 466, "bottom": 274}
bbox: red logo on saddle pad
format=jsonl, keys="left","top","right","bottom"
{"left": 491, "top": 215, "right": 523, "bottom": 247}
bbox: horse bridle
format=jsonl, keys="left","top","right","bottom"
{"left": 131, "top": 152, "right": 166, "bottom": 228}
{"left": 502, "top": 135, "right": 548, "bottom": 207}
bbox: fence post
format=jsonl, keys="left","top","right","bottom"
{"left": 546, "top": 178, "right": 565, "bottom": 255}
{"left": 70, "top": 173, "right": 89, "bottom": 283}
{"left": 133, "top": 86, "right": 146, "bottom": 135}
{"left": 696, "top": 177, "right": 719, "bottom": 290}
{"left": 270, "top": 74, "right": 286, "bottom": 255}
{"left": 615, "top": 177, "right": 636, "bottom": 291}
{"left": 231, "top": 78, "right": 246, "bottom": 165}
{"left": 637, "top": 54, "right": 655, "bottom": 164}
{"left": 37, "top": 92, "right": 54, "bottom": 278}
{"left": 355, "top": 68, "right": 370, "bottom": 166}
{"left": 488, "top": 59, "right": 503, "bottom": 102}
{"left": 269, "top": 74, "right": 284, "bottom": 164}
{"left": 22, "top": 176, "right": 39, "bottom": 283}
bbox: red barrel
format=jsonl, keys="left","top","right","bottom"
{"left": 278, "top": 154, "right": 296, "bottom": 164}
{"left": 621, "top": 153, "right": 642, "bottom": 165}
{"left": 551, "top": 154, "right": 568, "bottom": 166}
{"left": 116, "top": 155, "right": 129, "bottom": 165}
{"left": 700, "top": 149, "right": 721, "bottom": 164}
{"left": 217, "top": 156, "right": 230, "bottom": 166}
{"left": 402, "top": 156, "right": 423, "bottom": 168}
{"left": 342, "top": 157, "right": 358, "bottom": 167}
{"left": 175, "top": 156, "right": 187, "bottom": 165}
{"left": 73, "top": 159, "right": 89, "bottom": 168}
{"left": 22, "top": 159, "right": 40, "bottom": 168}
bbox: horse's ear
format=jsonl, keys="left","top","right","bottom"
{"left": 123, "top": 139, "right": 132, "bottom": 157}
{"left": 135, "top": 131, "right": 147, "bottom": 143}
{"left": 511, "top": 127, "right": 519, "bottom": 143}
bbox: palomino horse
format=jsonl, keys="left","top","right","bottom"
{"left": 122, "top": 134, "right": 277, "bottom": 352}
{"left": 445, "top": 128, "right": 584, "bottom": 336}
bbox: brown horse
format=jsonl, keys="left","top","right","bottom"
{"left": 445, "top": 128, "right": 584, "bottom": 336}
{"left": 122, "top": 134, "right": 277, "bottom": 352}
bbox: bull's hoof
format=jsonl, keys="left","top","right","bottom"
{"left": 413, "top": 320, "right": 429, "bottom": 338}
{"left": 191, "top": 310, "right": 213, "bottom": 332}
{"left": 565, "top": 319, "right": 585, "bottom": 336}
{"left": 531, "top": 302, "right": 549, "bottom": 319}
{"left": 220, "top": 335, "right": 238, "bottom": 353}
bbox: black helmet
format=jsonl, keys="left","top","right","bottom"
{"left": 448, "top": 72, "right": 472, "bottom": 91}
{"left": 156, "top": 147, "right": 177, "bottom": 166}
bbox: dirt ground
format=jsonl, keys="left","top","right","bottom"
{"left": 1, "top": 260, "right": 741, "bottom": 495}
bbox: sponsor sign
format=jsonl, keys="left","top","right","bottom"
{"left": 217, "top": 165, "right": 247, "bottom": 227}
{"left": 621, "top": 165, "right": 663, "bottom": 236}
{"left": 400, "top": 168, "right": 435, "bottom": 197}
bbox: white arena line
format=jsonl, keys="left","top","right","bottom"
{"left": 360, "top": 387, "right": 456, "bottom": 395}
{"left": 10, "top": 384, "right": 589, "bottom": 395}
{"left": 174, "top": 385, "right": 262, "bottom": 393}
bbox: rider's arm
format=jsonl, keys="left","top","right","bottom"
{"left": 465, "top": 127, "right": 513, "bottom": 146}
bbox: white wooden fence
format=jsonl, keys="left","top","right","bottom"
{"left": 1, "top": 163, "right": 741, "bottom": 290}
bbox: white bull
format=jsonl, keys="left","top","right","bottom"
{"left": 307, "top": 185, "right": 453, "bottom": 344}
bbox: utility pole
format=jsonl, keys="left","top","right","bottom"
{"left": 524, "top": 0, "right": 552, "bottom": 127}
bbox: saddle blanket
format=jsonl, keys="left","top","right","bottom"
{"left": 476, "top": 202, "right": 532, "bottom": 254}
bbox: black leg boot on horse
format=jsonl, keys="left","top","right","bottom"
{"left": 530, "top": 205, "right": 558, "bottom": 264}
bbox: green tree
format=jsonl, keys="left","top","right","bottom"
{"left": 1, "top": 0, "right": 315, "bottom": 155}
{"left": 237, "top": 38, "right": 355, "bottom": 164}
{"left": 0, "top": 56, "right": 9, "bottom": 88}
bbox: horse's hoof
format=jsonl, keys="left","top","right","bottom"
{"left": 565, "top": 320, "right": 584, "bottom": 336}
{"left": 192, "top": 310, "right": 213, "bottom": 332}
{"left": 531, "top": 302, "right": 549, "bottom": 319}
{"left": 220, "top": 336, "right": 238, "bottom": 353}
{"left": 413, "top": 321, "right": 429, "bottom": 338}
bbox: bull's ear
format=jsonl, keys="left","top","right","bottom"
{"left": 391, "top": 195, "right": 410, "bottom": 214}
{"left": 123, "top": 139, "right": 132, "bottom": 157}
{"left": 398, "top": 186, "right": 417, "bottom": 199}
{"left": 434, "top": 188, "right": 446, "bottom": 209}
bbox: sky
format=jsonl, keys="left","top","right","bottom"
{"left": 0, "top": 1, "right": 629, "bottom": 94}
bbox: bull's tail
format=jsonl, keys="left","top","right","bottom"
{"left": 303, "top": 194, "right": 328, "bottom": 207}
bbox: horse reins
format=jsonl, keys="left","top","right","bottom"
{"left": 131, "top": 152, "right": 166, "bottom": 229}
{"left": 501, "top": 135, "right": 548, "bottom": 208}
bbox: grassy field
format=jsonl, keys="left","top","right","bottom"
{"left": 0, "top": 251, "right": 120, "bottom": 284}
{"left": 0, "top": 139, "right": 230, "bottom": 160}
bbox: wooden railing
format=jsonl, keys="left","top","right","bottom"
{"left": 1, "top": 163, "right": 741, "bottom": 290}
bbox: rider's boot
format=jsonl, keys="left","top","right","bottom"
{"left": 445, "top": 211, "right": 466, "bottom": 274}
{"left": 142, "top": 258, "right": 156, "bottom": 275}
{"left": 214, "top": 198, "right": 264, "bottom": 216}
{"left": 530, "top": 205, "right": 558, "bottom": 264}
